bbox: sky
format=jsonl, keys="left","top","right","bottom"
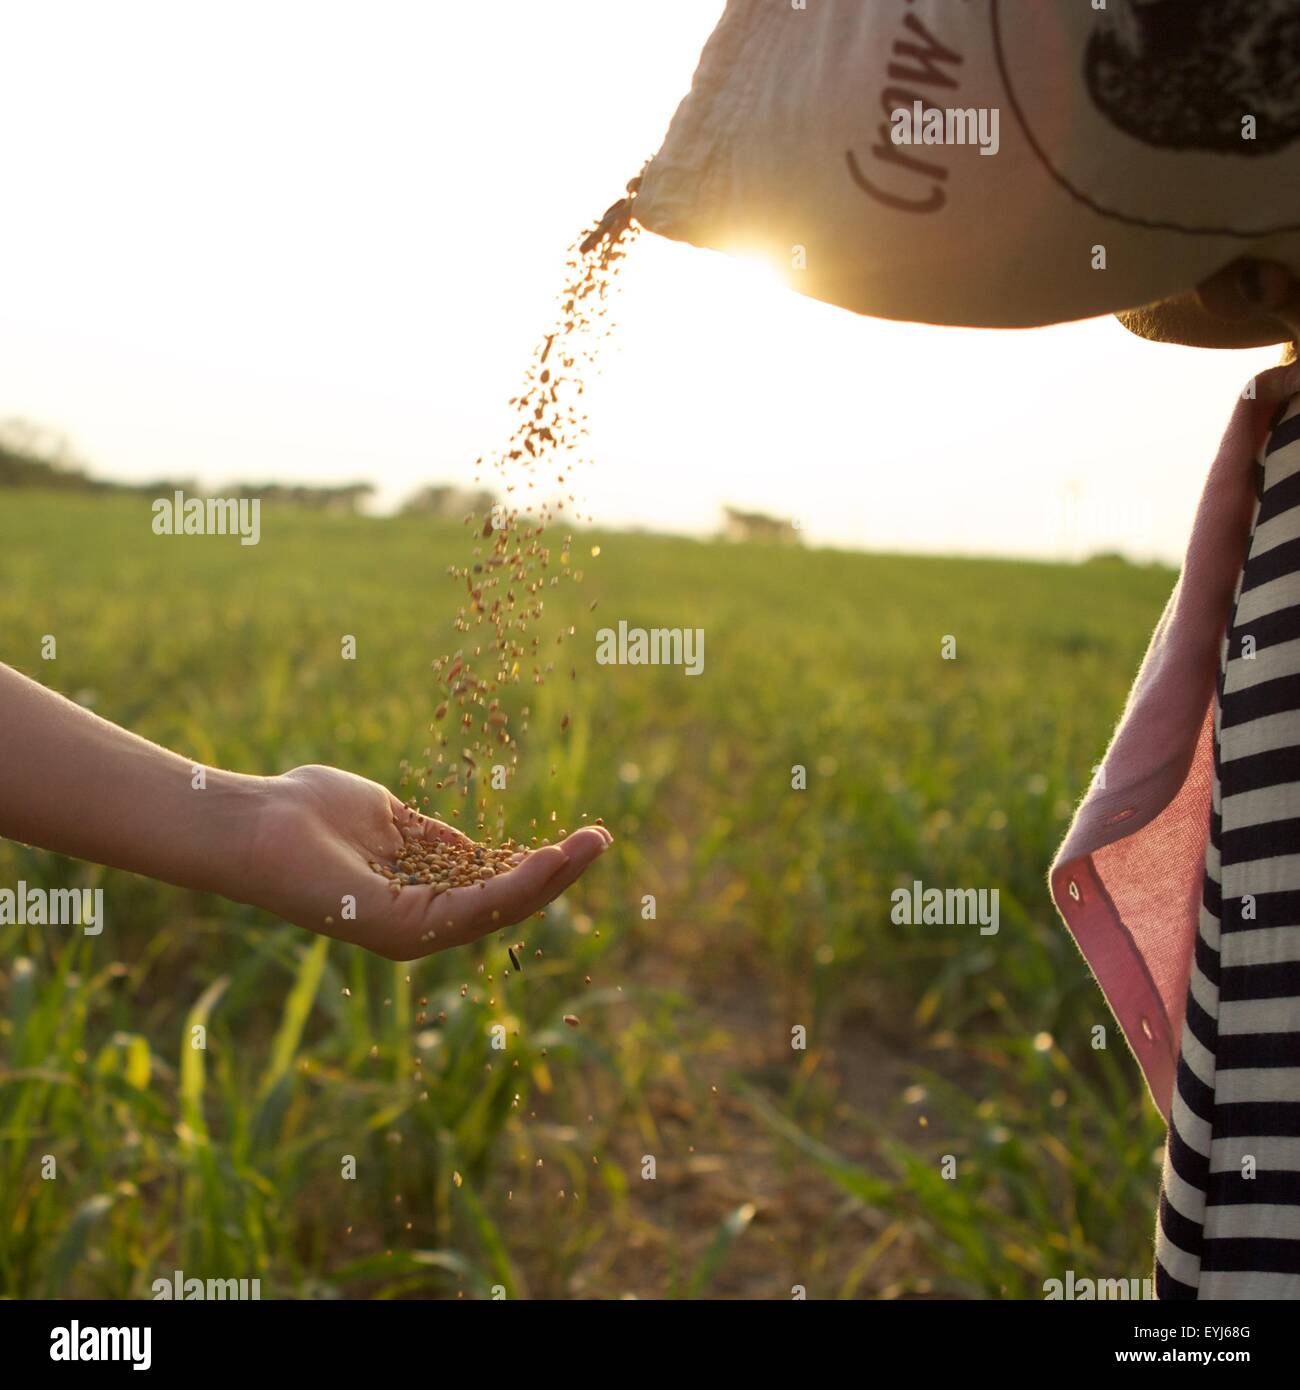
{"left": 0, "top": 0, "right": 1285, "bottom": 564}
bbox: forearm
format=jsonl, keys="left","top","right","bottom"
{"left": 0, "top": 662, "right": 264, "bottom": 896}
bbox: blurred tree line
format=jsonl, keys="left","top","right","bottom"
{"left": 0, "top": 418, "right": 496, "bottom": 517}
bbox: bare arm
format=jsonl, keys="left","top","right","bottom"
{"left": 0, "top": 662, "right": 610, "bottom": 959}
{"left": 0, "top": 661, "right": 263, "bottom": 895}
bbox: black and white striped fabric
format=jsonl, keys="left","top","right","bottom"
{"left": 1157, "top": 388, "right": 1300, "bottom": 1299}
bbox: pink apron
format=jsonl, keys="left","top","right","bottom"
{"left": 1051, "top": 361, "right": 1300, "bottom": 1120}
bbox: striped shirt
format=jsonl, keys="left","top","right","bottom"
{"left": 1157, "top": 388, "right": 1300, "bottom": 1299}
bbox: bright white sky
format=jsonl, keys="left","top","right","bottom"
{"left": 0, "top": 0, "right": 1283, "bottom": 563}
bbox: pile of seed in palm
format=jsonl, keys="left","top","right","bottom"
{"left": 378, "top": 175, "right": 643, "bottom": 875}
{"left": 370, "top": 834, "right": 524, "bottom": 897}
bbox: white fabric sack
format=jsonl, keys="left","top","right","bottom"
{"left": 634, "top": 0, "right": 1300, "bottom": 327}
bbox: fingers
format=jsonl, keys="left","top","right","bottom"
{"left": 523, "top": 827, "right": 611, "bottom": 908}
{"left": 405, "top": 844, "right": 568, "bottom": 952}
{"left": 399, "top": 825, "right": 612, "bottom": 954}
{"left": 1196, "top": 258, "right": 1300, "bottom": 324}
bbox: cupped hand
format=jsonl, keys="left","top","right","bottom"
{"left": 238, "top": 764, "right": 610, "bottom": 960}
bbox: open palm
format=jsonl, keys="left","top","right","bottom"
{"left": 239, "top": 764, "right": 610, "bottom": 960}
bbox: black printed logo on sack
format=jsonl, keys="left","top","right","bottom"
{"left": 991, "top": 0, "right": 1300, "bottom": 237}
{"left": 1086, "top": 0, "right": 1300, "bottom": 156}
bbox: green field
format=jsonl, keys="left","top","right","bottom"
{"left": 0, "top": 490, "right": 1175, "bottom": 1298}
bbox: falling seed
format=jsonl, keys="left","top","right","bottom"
{"left": 393, "top": 200, "right": 637, "bottom": 837}
{"left": 563, "top": 1014, "right": 580, "bottom": 1027}
{"left": 508, "top": 946, "right": 521, "bottom": 972}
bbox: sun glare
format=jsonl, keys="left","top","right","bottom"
{"left": 721, "top": 247, "right": 789, "bottom": 290}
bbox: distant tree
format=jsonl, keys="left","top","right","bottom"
{"left": 401, "top": 485, "right": 495, "bottom": 518}
{"left": 401, "top": 484, "right": 453, "bottom": 515}
{"left": 325, "top": 483, "right": 376, "bottom": 514}
{"left": 0, "top": 417, "right": 85, "bottom": 473}
{"left": 131, "top": 479, "right": 201, "bottom": 497}
{"left": 720, "top": 506, "right": 801, "bottom": 545}
{"left": 0, "top": 418, "right": 106, "bottom": 491}
{"left": 224, "top": 481, "right": 376, "bottom": 514}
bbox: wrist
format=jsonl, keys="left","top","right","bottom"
{"left": 189, "top": 769, "right": 274, "bottom": 903}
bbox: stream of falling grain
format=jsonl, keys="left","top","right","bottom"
{"left": 358, "top": 188, "right": 642, "bottom": 1269}
{"left": 381, "top": 185, "right": 640, "bottom": 882}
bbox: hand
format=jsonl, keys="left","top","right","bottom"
{"left": 237, "top": 764, "right": 611, "bottom": 960}
{"left": 1117, "top": 257, "right": 1300, "bottom": 350}
{"left": 1194, "top": 258, "right": 1300, "bottom": 346}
